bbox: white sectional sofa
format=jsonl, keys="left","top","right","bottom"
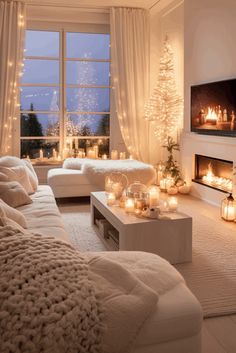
{"left": 0, "top": 157, "right": 202, "bottom": 353}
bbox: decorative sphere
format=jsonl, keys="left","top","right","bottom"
{"left": 178, "top": 183, "right": 191, "bottom": 194}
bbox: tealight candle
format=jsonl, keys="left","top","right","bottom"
{"left": 168, "top": 196, "right": 178, "bottom": 212}
{"left": 125, "top": 198, "right": 135, "bottom": 213}
{"left": 107, "top": 192, "right": 116, "bottom": 206}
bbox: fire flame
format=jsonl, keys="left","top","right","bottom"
{"left": 206, "top": 107, "right": 217, "bottom": 121}
{"left": 202, "top": 162, "right": 232, "bottom": 192}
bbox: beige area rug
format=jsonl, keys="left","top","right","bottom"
{"left": 58, "top": 195, "right": 236, "bottom": 318}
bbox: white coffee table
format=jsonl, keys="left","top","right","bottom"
{"left": 90, "top": 191, "right": 192, "bottom": 264}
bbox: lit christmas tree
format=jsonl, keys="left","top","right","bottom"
{"left": 144, "top": 36, "right": 183, "bottom": 143}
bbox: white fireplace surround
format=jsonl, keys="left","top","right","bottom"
{"left": 181, "top": 132, "right": 236, "bottom": 206}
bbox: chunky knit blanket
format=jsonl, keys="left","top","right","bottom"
{"left": 0, "top": 225, "right": 158, "bottom": 353}
{"left": 0, "top": 226, "right": 104, "bottom": 353}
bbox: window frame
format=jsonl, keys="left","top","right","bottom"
{"left": 18, "top": 21, "right": 111, "bottom": 158}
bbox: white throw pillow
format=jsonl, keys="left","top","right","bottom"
{"left": 0, "top": 165, "right": 34, "bottom": 194}
{"left": 0, "top": 181, "right": 32, "bottom": 208}
{"left": 23, "top": 159, "right": 38, "bottom": 191}
{"left": 0, "top": 199, "right": 27, "bottom": 228}
{"left": 0, "top": 216, "right": 27, "bottom": 233}
{"left": 0, "top": 172, "right": 9, "bottom": 181}
{"left": 0, "top": 156, "right": 24, "bottom": 167}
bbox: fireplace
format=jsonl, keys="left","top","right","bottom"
{"left": 191, "top": 78, "right": 236, "bottom": 136}
{"left": 193, "top": 155, "right": 233, "bottom": 193}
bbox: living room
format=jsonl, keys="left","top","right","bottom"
{"left": 0, "top": 0, "right": 236, "bottom": 352}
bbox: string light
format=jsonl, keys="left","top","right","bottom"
{"left": 144, "top": 36, "right": 183, "bottom": 144}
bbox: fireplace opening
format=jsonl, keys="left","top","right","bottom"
{"left": 193, "top": 155, "right": 233, "bottom": 193}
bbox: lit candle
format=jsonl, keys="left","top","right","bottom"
{"left": 148, "top": 186, "right": 159, "bottom": 207}
{"left": 223, "top": 205, "right": 235, "bottom": 221}
{"left": 168, "top": 197, "right": 178, "bottom": 212}
{"left": 107, "top": 192, "right": 116, "bottom": 206}
{"left": 87, "top": 149, "right": 95, "bottom": 159}
{"left": 26, "top": 155, "right": 30, "bottom": 160}
{"left": 129, "top": 155, "right": 133, "bottom": 160}
{"left": 39, "top": 149, "right": 43, "bottom": 160}
{"left": 119, "top": 152, "right": 126, "bottom": 159}
{"left": 63, "top": 148, "right": 69, "bottom": 160}
{"left": 53, "top": 148, "right": 57, "bottom": 160}
{"left": 157, "top": 170, "right": 163, "bottom": 186}
{"left": 102, "top": 154, "right": 107, "bottom": 160}
{"left": 111, "top": 150, "right": 118, "bottom": 160}
{"left": 105, "top": 177, "right": 113, "bottom": 193}
{"left": 125, "top": 198, "right": 135, "bottom": 213}
{"left": 160, "top": 178, "right": 167, "bottom": 191}
{"left": 74, "top": 138, "right": 78, "bottom": 150}
{"left": 93, "top": 145, "right": 98, "bottom": 159}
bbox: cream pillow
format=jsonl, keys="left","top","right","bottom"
{"left": 0, "top": 165, "right": 34, "bottom": 194}
{"left": 0, "top": 215, "right": 27, "bottom": 233}
{"left": 0, "top": 181, "right": 32, "bottom": 208}
{"left": 23, "top": 159, "right": 38, "bottom": 191}
{"left": 0, "top": 172, "right": 9, "bottom": 181}
{"left": 0, "top": 199, "right": 27, "bottom": 228}
{"left": 0, "top": 156, "right": 23, "bottom": 167}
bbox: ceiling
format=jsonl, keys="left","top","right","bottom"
{"left": 26, "top": 0, "right": 163, "bottom": 10}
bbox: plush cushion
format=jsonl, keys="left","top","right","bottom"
{"left": 63, "top": 157, "right": 83, "bottom": 170}
{"left": 0, "top": 166, "right": 34, "bottom": 194}
{"left": 0, "top": 199, "right": 27, "bottom": 228}
{"left": 0, "top": 215, "right": 26, "bottom": 233}
{"left": 0, "top": 172, "right": 9, "bottom": 181}
{"left": 0, "top": 156, "right": 23, "bottom": 167}
{"left": 0, "top": 181, "right": 32, "bottom": 208}
{"left": 23, "top": 159, "right": 38, "bottom": 192}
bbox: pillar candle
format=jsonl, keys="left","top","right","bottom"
{"left": 102, "top": 154, "right": 107, "bottom": 160}
{"left": 168, "top": 197, "right": 178, "bottom": 212}
{"left": 149, "top": 188, "right": 159, "bottom": 207}
{"left": 107, "top": 192, "right": 116, "bottom": 206}
{"left": 39, "top": 149, "right": 43, "bottom": 160}
{"left": 125, "top": 198, "right": 135, "bottom": 213}
{"left": 111, "top": 150, "right": 118, "bottom": 160}
{"left": 119, "top": 152, "right": 126, "bottom": 159}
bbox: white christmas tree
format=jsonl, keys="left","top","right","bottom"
{"left": 144, "top": 36, "right": 183, "bottom": 143}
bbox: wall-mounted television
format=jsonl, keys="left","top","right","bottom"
{"left": 191, "top": 78, "right": 236, "bottom": 137}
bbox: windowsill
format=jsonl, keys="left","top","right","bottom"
{"left": 30, "top": 159, "right": 63, "bottom": 166}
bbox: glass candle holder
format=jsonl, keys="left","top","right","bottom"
{"left": 147, "top": 185, "right": 160, "bottom": 207}
{"left": 221, "top": 193, "right": 236, "bottom": 221}
{"left": 125, "top": 198, "right": 135, "bottom": 213}
{"left": 168, "top": 196, "right": 178, "bottom": 212}
{"left": 107, "top": 192, "right": 116, "bottom": 206}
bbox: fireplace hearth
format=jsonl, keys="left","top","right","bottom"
{"left": 193, "top": 155, "right": 233, "bottom": 193}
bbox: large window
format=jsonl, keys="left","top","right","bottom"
{"left": 20, "top": 29, "right": 110, "bottom": 159}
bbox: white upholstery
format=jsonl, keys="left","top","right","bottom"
{"left": 92, "top": 251, "right": 202, "bottom": 353}
{"left": 17, "top": 185, "right": 68, "bottom": 243}
{"left": 48, "top": 168, "right": 100, "bottom": 198}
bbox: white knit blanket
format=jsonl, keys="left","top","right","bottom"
{"left": 63, "top": 158, "right": 156, "bottom": 187}
{"left": 0, "top": 226, "right": 158, "bottom": 353}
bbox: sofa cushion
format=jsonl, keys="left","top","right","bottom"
{"left": 0, "top": 181, "right": 32, "bottom": 208}
{"left": 17, "top": 185, "right": 69, "bottom": 243}
{"left": 48, "top": 168, "right": 91, "bottom": 186}
{"left": 0, "top": 199, "right": 27, "bottom": 228}
{"left": 23, "top": 159, "right": 38, "bottom": 192}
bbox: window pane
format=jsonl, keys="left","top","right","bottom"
{"left": 25, "top": 30, "right": 59, "bottom": 57}
{"left": 66, "top": 33, "right": 110, "bottom": 59}
{"left": 66, "top": 61, "right": 110, "bottom": 86}
{"left": 22, "top": 60, "right": 59, "bottom": 84}
{"left": 20, "top": 139, "right": 59, "bottom": 159}
{"left": 66, "top": 88, "right": 109, "bottom": 112}
{"left": 21, "top": 113, "right": 59, "bottom": 137}
{"left": 66, "top": 114, "right": 109, "bottom": 136}
{"left": 20, "top": 87, "right": 60, "bottom": 111}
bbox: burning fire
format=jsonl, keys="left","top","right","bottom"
{"left": 205, "top": 107, "right": 218, "bottom": 122}
{"left": 202, "top": 163, "right": 232, "bottom": 192}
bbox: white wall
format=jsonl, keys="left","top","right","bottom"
{"left": 149, "top": 0, "right": 184, "bottom": 164}
{"left": 182, "top": 0, "right": 236, "bottom": 204}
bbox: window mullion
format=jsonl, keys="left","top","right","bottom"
{"left": 60, "top": 29, "right": 65, "bottom": 156}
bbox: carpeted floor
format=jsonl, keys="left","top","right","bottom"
{"left": 58, "top": 195, "right": 236, "bottom": 318}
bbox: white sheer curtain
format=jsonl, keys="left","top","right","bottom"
{"left": 110, "top": 7, "right": 150, "bottom": 162}
{"left": 0, "top": 0, "right": 25, "bottom": 156}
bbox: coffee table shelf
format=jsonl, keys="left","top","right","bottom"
{"left": 90, "top": 191, "right": 192, "bottom": 264}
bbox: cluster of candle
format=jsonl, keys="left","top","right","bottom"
{"left": 106, "top": 184, "right": 179, "bottom": 215}
{"left": 159, "top": 177, "right": 174, "bottom": 192}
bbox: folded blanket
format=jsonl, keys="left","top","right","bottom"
{"left": 63, "top": 158, "right": 156, "bottom": 187}
{"left": 0, "top": 226, "right": 158, "bottom": 353}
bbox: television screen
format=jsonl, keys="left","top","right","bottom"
{"left": 191, "top": 78, "right": 236, "bottom": 136}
